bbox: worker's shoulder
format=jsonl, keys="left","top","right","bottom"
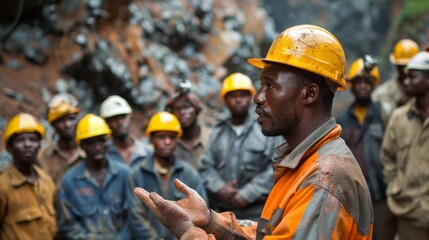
{"left": 315, "top": 137, "right": 365, "bottom": 194}
{"left": 306, "top": 137, "right": 371, "bottom": 212}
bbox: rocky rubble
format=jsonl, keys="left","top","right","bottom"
{"left": 0, "top": 0, "right": 276, "bottom": 145}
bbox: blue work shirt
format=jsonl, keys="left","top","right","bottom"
{"left": 128, "top": 154, "right": 207, "bottom": 240}
{"left": 106, "top": 136, "right": 151, "bottom": 169}
{"left": 57, "top": 158, "right": 131, "bottom": 240}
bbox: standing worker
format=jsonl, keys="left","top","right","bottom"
{"left": 381, "top": 49, "right": 429, "bottom": 239}
{"left": 128, "top": 111, "right": 207, "bottom": 239}
{"left": 199, "top": 72, "right": 278, "bottom": 221}
{"left": 57, "top": 114, "right": 130, "bottom": 239}
{"left": 337, "top": 56, "right": 394, "bottom": 240}
{"left": 165, "top": 87, "right": 211, "bottom": 170}
{"left": 38, "top": 93, "right": 85, "bottom": 187}
{"left": 372, "top": 39, "right": 419, "bottom": 108}
{"left": 134, "top": 24, "right": 374, "bottom": 239}
{"left": 0, "top": 113, "right": 57, "bottom": 239}
{"left": 100, "top": 95, "right": 151, "bottom": 168}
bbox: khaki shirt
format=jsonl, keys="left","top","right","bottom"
{"left": 38, "top": 141, "right": 85, "bottom": 187}
{"left": 174, "top": 125, "right": 211, "bottom": 170}
{"left": 381, "top": 98, "right": 429, "bottom": 227}
{"left": 0, "top": 164, "right": 57, "bottom": 240}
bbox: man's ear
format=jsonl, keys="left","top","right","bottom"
{"left": 302, "top": 83, "right": 319, "bottom": 105}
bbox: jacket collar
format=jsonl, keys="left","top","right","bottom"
{"left": 273, "top": 118, "right": 339, "bottom": 169}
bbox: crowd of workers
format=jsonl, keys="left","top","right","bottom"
{"left": 0, "top": 24, "right": 429, "bottom": 240}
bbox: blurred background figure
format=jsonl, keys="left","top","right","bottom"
{"left": 128, "top": 111, "right": 207, "bottom": 239}
{"left": 0, "top": 113, "right": 57, "bottom": 239}
{"left": 372, "top": 39, "right": 419, "bottom": 108}
{"left": 38, "top": 93, "right": 85, "bottom": 188}
{"left": 381, "top": 49, "right": 429, "bottom": 240}
{"left": 165, "top": 81, "right": 211, "bottom": 170}
{"left": 57, "top": 114, "right": 130, "bottom": 239}
{"left": 337, "top": 56, "right": 395, "bottom": 240}
{"left": 100, "top": 95, "right": 151, "bottom": 169}
{"left": 199, "top": 72, "right": 279, "bottom": 221}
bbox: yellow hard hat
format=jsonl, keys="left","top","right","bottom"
{"left": 390, "top": 39, "right": 419, "bottom": 65}
{"left": 145, "top": 112, "right": 183, "bottom": 138}
{"left": 3, "top": 113, "right": 45, "bottom": 147}
{"left": 75, "top": 114, "right": 111, "bottom": 144}
{"left": 346, "top": 58, "right": 380, "bottom": 87}
{"left": 47, "top": 93, "right": 80, "bottom": 123}
{"left": 220, "top": 72, "right": 255, "bottom": 101}
{"left": 247, "top": 24, "right": 346, "bottom": 91}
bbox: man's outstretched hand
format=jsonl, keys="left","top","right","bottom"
{"left": 134, "top": 179, "right": 211, "bottom": 238}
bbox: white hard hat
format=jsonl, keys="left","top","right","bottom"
{"left": 406, "top": 51, "right": 429, "bottom": 72}
{"left": 100, "top": 95, "right": 132, "bottom": 118}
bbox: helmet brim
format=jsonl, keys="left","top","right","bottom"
{"left": 247, "top": 58, "right": 346, "bottom": 91}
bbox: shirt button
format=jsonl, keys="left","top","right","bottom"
{"left": 103, "top": 209, "right": 109, "bottom": 215}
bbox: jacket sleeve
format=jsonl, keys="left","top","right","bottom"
{"left": 56, "top": 180, "right": 88, "bottom": 239}
{"left": 127, "top": 174, "right": 158, "bottom": 239}
{"left": 265, "top": 185, "right": 372, "bottom": 239}
{"left": 199, "top": 131, "right": 226, "bottom": 193}
{"left": 380, "top": 116, "right": 398, "bottom": 185}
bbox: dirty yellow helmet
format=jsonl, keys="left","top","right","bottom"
{"left": 390, "top": 39, "right": 419, "bottom": 65}
{"left": 75, "top": 114, "right": 111, "bottom": 144}
{"left": 247, "top": 24, "right": 346, "bottom": 91}
{"left": 3, "top": 113, "right": 45, "bottom": 147}
{"left": 146, "top": 112, "right": 183, "bottom": 138}
{"left": 47, "top": 93, "right": 80, "bottom": 123}
{"left": 220, "top": 73, "right": 255, "bottom": 101}
{"left": 346, "top": 58, "right": 380, "bottom": 87}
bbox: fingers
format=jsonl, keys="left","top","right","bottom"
{"left": 174, "top": 178, "right": 195, "bottom": 197}
{"left": 134, "top": 187, "right": 157, "bottom": 209}
{"left": 229, "top": 179, "right": 237, "bottom": 186}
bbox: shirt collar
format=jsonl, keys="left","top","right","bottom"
{"left": 225, "top": 115, "right": 255, "bottom": 136}
{"left": 140, "top": 153, "right": 184, "bottom": 174}
{"left": 10, "top": 165, "right": 47, "bottom": 187}
{"left": 43, "top": 140, "right": 86, "bottom": 165}
{"left": 107, "top": 136, "right": 149, "bottom": 158}
{"left": 273, "top": 118, "right": 338, "bottom": 169}
{"left": 73, "top": 158, "right": 118, "bottom": 180}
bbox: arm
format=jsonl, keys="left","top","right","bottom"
{"left": 199, "top": 131, "right": 227, "bottom": 194}
{"left": 265, "top": 185, "right": 371, "bottom": 239}
{"left": 235, "top": 136, "right": 278, "bottom": 206}
{"left": 380, "top": 117, "right": 398, "bottom": 185}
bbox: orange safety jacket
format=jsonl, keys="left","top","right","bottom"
{"left": 180, "top": 118, "right": 374, "bottom": 240}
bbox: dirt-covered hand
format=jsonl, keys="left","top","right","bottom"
{"left": 134, "top": 187, "right": 194, "bottom": 238}
{"left": 134, "top": 179, "right": 210, "bottom": 230}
